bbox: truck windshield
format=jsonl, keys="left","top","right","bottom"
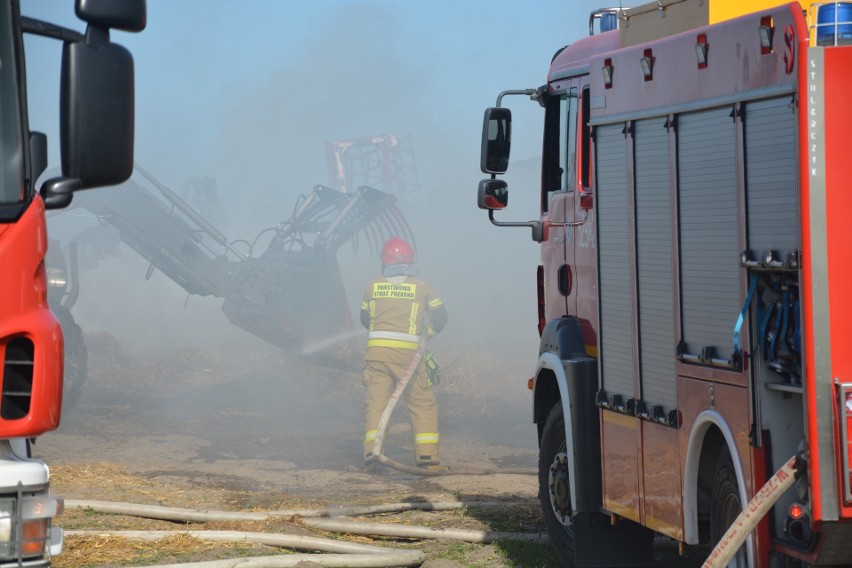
{"left": 0, "top": 2, "right": 24, "bottom": 206}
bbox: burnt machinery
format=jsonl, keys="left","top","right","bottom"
{"left": 46, "top": 159, "right": 415, "bottom": 411}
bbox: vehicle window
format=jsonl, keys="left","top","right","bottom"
{"left": 563, "top": 89, "right": 578, "bottom": 191}
{"left": 0, "top": 2, "right": 24, "bottom": 205}
{"left": 580, "top": 86, "right": 591, "bottom": 190}
{"left": 541, "top": 87, "right": 578, "bottom": 212}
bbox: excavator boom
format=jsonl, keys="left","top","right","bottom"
{"left": 68, "top": 165, "right": 415, "bottom": 371}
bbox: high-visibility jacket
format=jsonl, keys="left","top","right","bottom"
{"left": 360, "top": 275, "right": 447, "bottom": 358}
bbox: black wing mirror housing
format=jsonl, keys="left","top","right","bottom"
{"left": 76, "top": 0, "right": 147, "bottom": 32}
{"left": 60, "top": 36, "right": 135, "bottom": 190}
{"left": 480, "top": 107, "right": 512, "bottom": 175}
{"left": 477, "top": 179, "right": 509, "bottom": 210}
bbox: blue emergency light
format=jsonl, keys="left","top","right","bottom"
{"left": 816, "top": 2, "right": 852, "bottom": 46}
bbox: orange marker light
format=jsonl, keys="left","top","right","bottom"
{"left": 21, "top": 519, "right": 47, "bottom": 556}
{"left": 789, "top": 503, "right": 805, "bottom": 520}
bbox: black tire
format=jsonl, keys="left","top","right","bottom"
{"left": 54, "top": 306, "right": 88, "bottom": 410}
{"left": 539, "top": 403, "right": 576, "bottom": 566}
{"left": 711, "top": 445, "right": 749, "bottom": 567}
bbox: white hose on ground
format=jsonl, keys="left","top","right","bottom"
{"left": 66, "top": 499, "right": 271, "bottom": 523}
{"left": 65, "top": 531, "right": 426, "bottom": 568}
{"left": 703, "top": 454, "right": 799, "bottom": 568}
{"left": 64, "top": 499, "right": 546, "bottom": 567}
{"left": 66, "top": 529, "right": 394, "bottom": 554}
{"left": 139, "top": 554, "right": 423, "bottom": 568}
{"left": 303, "top": 518, "right": 548, "bottom": 544}
{"left": 64, "top": 499, "right": 519, "bottom": 521}
{"left": 138, "top": 555, "right": 422, "bottom": 568}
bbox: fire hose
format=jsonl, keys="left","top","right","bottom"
{"left": 65, "top": 499, "right": 546, "bottom": 567}
{"left": 365, "top": 345, "right": 432, "bottom": 475}
{"left": 363, "top": 344, "right": 533, "bottom": 477}
{"left": 703, "top": 454, "right": 800, "bottom": 567}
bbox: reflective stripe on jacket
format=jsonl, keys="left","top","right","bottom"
{"left": 361, "top": 276, "right": 444, "bottom": 353}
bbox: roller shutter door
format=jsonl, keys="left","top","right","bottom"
{"left": 677, "top": 107, "right": 740, "bottom": 362}
{"left": 745, "top": 97, "right": 798, "bottom": 257}
{"left": 635, "top": 118, "right": 676, "bottom": 409}
{"left": 596, "top": 123, "right": 634, "bottom": 399}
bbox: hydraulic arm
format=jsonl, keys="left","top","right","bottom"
{"left": 69, "top": 164, "right": 415, "bottom": 370}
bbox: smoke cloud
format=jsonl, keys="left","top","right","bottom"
{"left": 28, "top": 0, "right": 599, "bottom": 473}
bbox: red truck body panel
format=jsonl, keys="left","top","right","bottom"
{"left": 531, "top": 1, "right": 852, "bottom": 563}
{"left": 0, "top": 197, "right": 63, "bottom": 437}
{"left": 480, "top": 0, "right": 852, "bottom": 562}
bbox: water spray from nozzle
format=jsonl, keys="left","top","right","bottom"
{"left": 301, "top": 329, "right": 366, "bottom": 356}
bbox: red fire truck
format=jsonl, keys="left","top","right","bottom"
{"left": 478, "top": 0, "right": 852, "bottom": 565}
{"left": 0, "top": 0, "right": 143, "bottom": 563}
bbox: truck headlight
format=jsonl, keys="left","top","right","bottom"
{"left": 0, "top": 496, "right": 63, "bottom": 560}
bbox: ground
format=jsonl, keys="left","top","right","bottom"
{"left": 36, "top": 333, "right": 705, "bottom": 567}
{"left": 36, "top": 333, "right": 554, "bottom": 567}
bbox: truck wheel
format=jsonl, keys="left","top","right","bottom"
{"left": 539, "top": 403, "right": 575, "bottom": 565}
{"left": 54, "top": 306, "right": 88, "bottom": 410}
{"left": 711, "top": 445, "right": 748, "bottom": 567}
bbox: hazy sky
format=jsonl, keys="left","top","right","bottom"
{"left": 21, "top": 1, "right": 612, "bottom": 360}
{"left": 23, "top": 1, "right": 605, "bottom": 187}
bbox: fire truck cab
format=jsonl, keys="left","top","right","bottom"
{"left": 478, "top": 1, "right": 852, "bottom": 565}
{"left": 0, "top": 0, "right": 144, "bottom": 563}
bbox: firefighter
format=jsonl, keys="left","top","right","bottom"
{"left": 360, "top": 237, "right": 448, "bottom": 471}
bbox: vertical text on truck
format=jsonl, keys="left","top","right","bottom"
{"left": 478, "top": 1, "right": 852, "bottom": 566}
{"left": 1, "top": 0, "right": 144, "bottom": 564}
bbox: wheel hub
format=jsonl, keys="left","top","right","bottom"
{"left": 548, "top": 451, "right": 572, "bottom": 526}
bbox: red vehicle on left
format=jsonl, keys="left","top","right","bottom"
{"left": 0, "top": 1, "right": 144, "bottom": 564}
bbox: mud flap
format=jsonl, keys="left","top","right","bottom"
{"left": 542, "top": 317, "right": 602, "bottom": 514}
{"left": 573, "top": 512, "right": 655, "bottom": 567}
{"left": 565, "top": 357, "right": 602, "bottom": 514}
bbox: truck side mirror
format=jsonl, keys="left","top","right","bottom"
{"left": 478, "top": 179, "right": 509, "bottom": 210}
{"left": 76, "top": 0, "right": 147, "bottom": 32}
{"left": 59, "top": 30, "right": 135, "bottom": 190}
{"left": 64, "top": 0, "right": 145, "bottom": 190}
{"left": 480, "top": 107, "right": 512, "bottom": 174}
{"left": 32, "top": 0, "right": 145, "bottom": 208}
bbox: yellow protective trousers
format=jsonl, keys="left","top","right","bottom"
{"left": 362, "top": 348, "right": 439, "bottom": 465}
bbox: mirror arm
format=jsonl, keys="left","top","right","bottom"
{"left": 488, "top": 210, "right": 544, "bottom": 242}
{"left": 20, "top": 17, "right": 84, "bottom": 42}
{"left": 40, "top": 177, "right": 82, "bottom": 210}
{"left": 496, "top": 86, "right": 549, "bottom": 107}
{"left": 85, "top": 24, "right": 110, "bottom": 48}
{"left": 496, "top": 89, "right": 537, "bottom": 108}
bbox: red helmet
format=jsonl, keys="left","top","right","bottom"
{"left": 381, "top": 237, "right": 415, "bottom": 266}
